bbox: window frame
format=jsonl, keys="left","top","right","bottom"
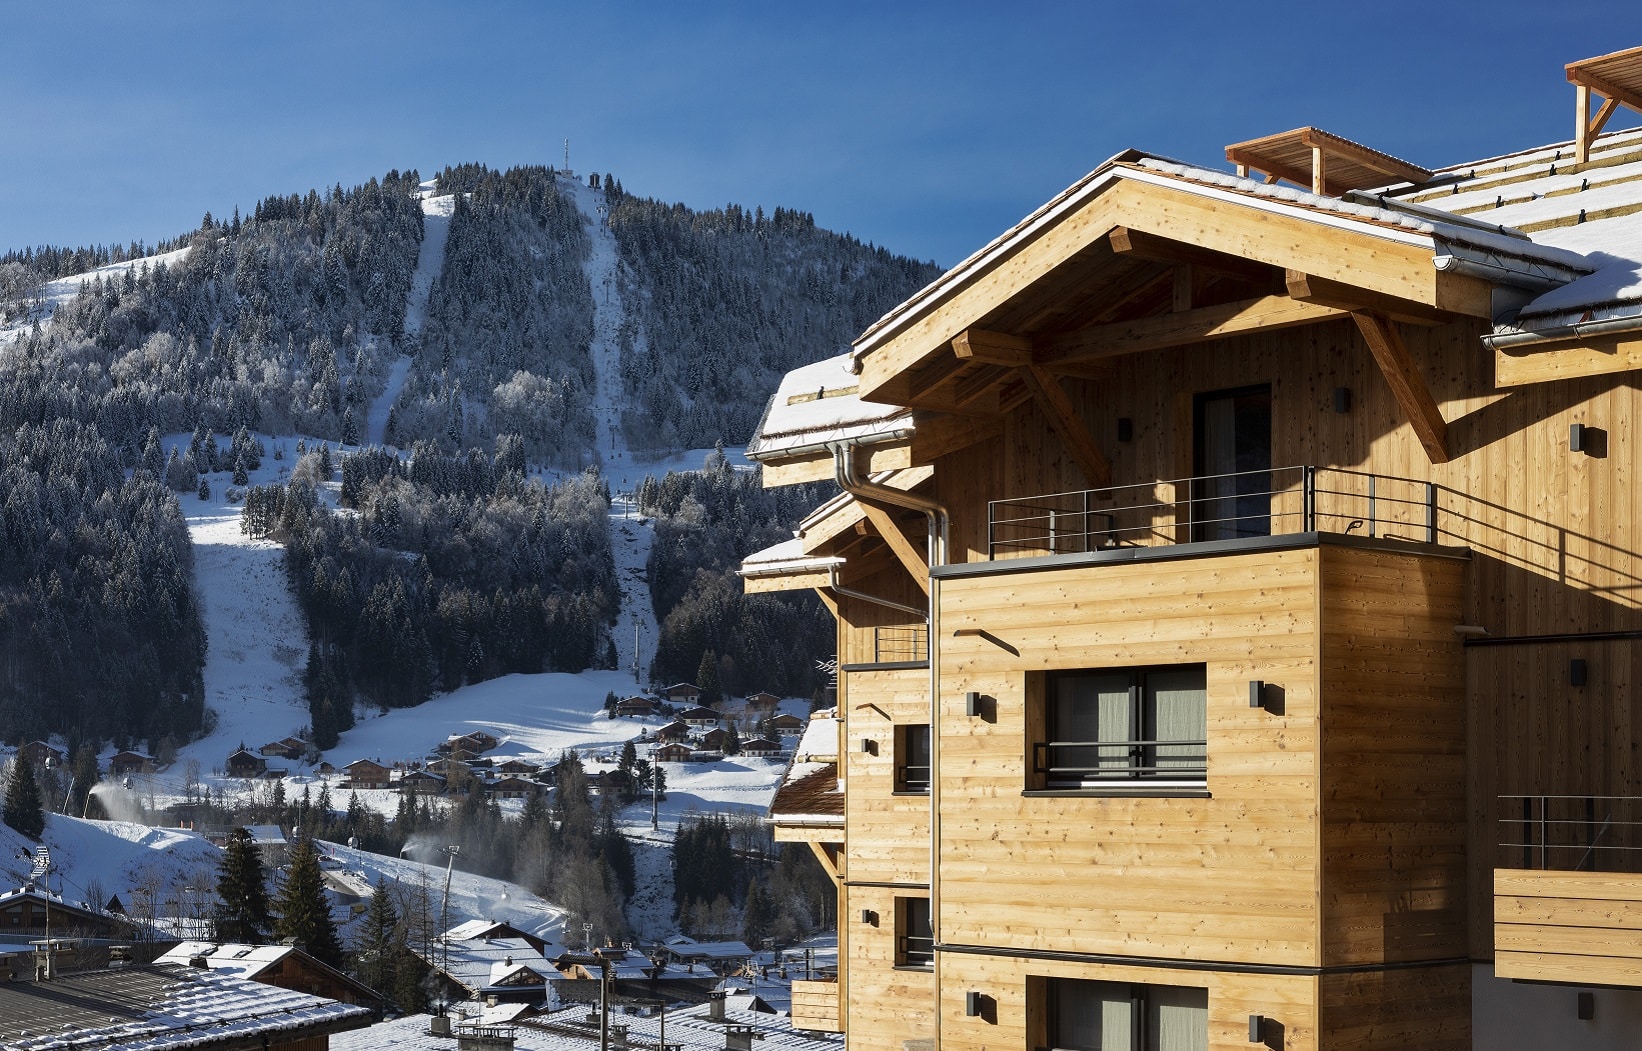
{"left": 894, "top": 896, "right": 934, "bottom": 969}
{"left": 1027, "top": 665, "right": 1209, "bottom": 796}
{"left": 894, "top": 723, "right": 932, "bottom": 794}
{"left": 1032, "top": 975, "right": 1208, "bottom": 1051}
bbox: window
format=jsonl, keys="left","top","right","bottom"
{"left": 1042, "top": 978, "right": 1207, "bottom": 1051}
{"left": 895, "top": 896, "right": 933, "bottom": 968}
{"left": 1191, "top": 384, "right": 1271, "bottom": 542}
{"left": 1033, "top": 666, "right": 1207, "bottom": 789}
{"left": 895, "top": 724, "right": 931, "bottom": 793}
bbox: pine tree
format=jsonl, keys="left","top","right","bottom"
{"left": 2, "top": 758, "right": 44, "bottom": 840}
{"left": 274, "top": 836, "right": 344, "bottom": 967}
{"left": 198, "top": 476, "right": 211, "bottom": 501}
{"left": 354, "top": 878, "right": 401, "bottom": 996}
{"left": 233, "top": 457, "right": 249, "bottom": 486}
{"left": 215, "top": 826, "right": 272, "bottom": 941}
{"left": 741, "top": 877, "right": 774, "bottom": 947}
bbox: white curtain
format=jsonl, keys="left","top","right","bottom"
{"left": 1054, "top": 980, "right": 1132, "bottom": 1050}
{"left": 1147, "top": 669, "right": 1206, "bottom": 775}
{"left": 1146, "top": 985, "right": 1208, "bottom": 1051}
{"left": 1055, "top": 673, "right": 1131, "bottom": 781}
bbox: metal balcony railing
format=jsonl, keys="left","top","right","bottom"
{"left": 988, "top": 466, "right": 1439, "bottom": 559}
{"left": 872, "top": 624, "right": 928, "bottom": 663}
{"left": 1033, "top": 739, "right": 1209, "bottom": 784}
{"left": 1499, "top": 795, "right": 1642, "bottom": 873}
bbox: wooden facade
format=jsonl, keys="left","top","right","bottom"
{"left": 753, "top": 95, "right": 1642, "bottom": 1048}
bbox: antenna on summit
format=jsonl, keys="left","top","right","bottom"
{"left": 564, "top": 139, "right": 570, "bottom": 173}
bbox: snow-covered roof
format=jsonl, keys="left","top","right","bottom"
{"left": 846, "top": 130, "right": 1642, "bottom": 371}
{"left": 428, "top": 936, "right": 566, "bottom": 994}
{"left": 737, "top": 537, "right": 847, "bottom": 580}
{"left": 792, "top": 714, "right": 839, "bottom": 762}
{"left": 0, "top": 964, "right": 370, "bottom": 1051}
{"left": 746, "top": 352, "right": 915, "bottom": 461}
{"left": 662, "top": 939, "right": 754, "bottom": 959}
{"left": 154, "top": 941, "right": 290, "bottom": 980}
{"left": 767, "top": 763, "right": 842, "bottom": 825}
{"left": 333, "top": 1002, "right": 845, "bottom": 1051}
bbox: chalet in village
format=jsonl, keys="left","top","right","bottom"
{"left": 747, "top": 44, "right": 1642, "bottom": 1051}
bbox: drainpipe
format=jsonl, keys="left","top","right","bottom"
{"left": 829, "top": 441, "right": 948, "bottom": 1050}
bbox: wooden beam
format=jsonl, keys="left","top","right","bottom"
{"left": 807, "top": 840, "right": 843, "bottom": 884}
{"left": 1350, "top": 312, "right": 1449, "bottom": 464}
{"left": 857, "top": 501, "right": 930, "bottom": 595}
{"left": 1311, "top": 142, "right": 1326, "bottom": 195}
{"left": 1172, "top": 264, "right": 1193, "bottom": 312}
{"left": 1286, "top": 270, "right": 1451, "bottom": 326}
{"left": 1039, "top": 294, "right": 1345, "bottom": 366}
{"left": 952, "top": 328, "right": 1032, "bottom": 367}
{"left": 1016, "top": 364, "right": 1111, "bottom": 487}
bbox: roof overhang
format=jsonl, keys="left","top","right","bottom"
{"left": 847, "top": 156, "right": 1591, "bottom": 405}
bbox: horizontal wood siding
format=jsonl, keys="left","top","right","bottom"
{"left": 842, "top": 885, "right": 934, "bottom": 1051}
{"left": 843, "top": 668, "right": 933, "bottom": 886}
{"left": 789, "top": 979, "right": 842, "bottom": 1032}
{"left": 1495, "top": 868, "right": 1642, "bottom": 987}
{"left": 1319, "top": 545, "right": 1469, "bottom": 966}
{"left": 936, "top": 951, "right": 1320, "bottom": 1051}
{"left": 936, "top": 548, "right": 1323, "bottom": 966}
{"left": 1317, "top": 963, "right": 1471, "bottom": 1050}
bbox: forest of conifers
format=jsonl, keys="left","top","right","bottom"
{"left": 0, "top": 163, "right": 938, "bottom": 746}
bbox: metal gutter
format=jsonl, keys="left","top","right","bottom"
{"left": 1483, "top": 313, "right": 1642, "bottom": 349}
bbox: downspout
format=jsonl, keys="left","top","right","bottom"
{"left": 829, "top": 440, "right": 949, "bottom": 1049}
{"left": 827, "top": 569, "right": 927, "bottom": 620}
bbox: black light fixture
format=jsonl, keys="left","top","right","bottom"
{"left": 1249, "top": 680, "right": 1268, "bottom": 710}
{"left": 860, "top": 909, "right": 878, "bottom": 926}
{"left": 1117, "top": 418, "right": 1133, "bottom": 442}
{"left": 1571, "top": 423, "right": 1587, "bottom": 452}
{"left": 1571, "top": 659, "right": 1588, "bottom": 687}
{"left": 1248, "top": 1014, "right": 1266, "bottom": 1043}
{"left": 860, "top": 738, "right": 876, "bottom": 755}
{"left": 964, "top": 691, "right": 982, "bottom": 717}
{"left": 965, "top": 991, "right": 983, "bottom": 1017}
{"left": 1333, "top": 387, "right": 1352, "bottom": 414}
{"left": 1578, "top": 990, "right": 1595, "bottom": 1020}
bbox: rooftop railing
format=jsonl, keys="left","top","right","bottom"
{"left": 1500, "top": 795, "right": 1642, "bottom": 873}
{"left": 988, "top": 466, "right": 1439, "bottom": 560}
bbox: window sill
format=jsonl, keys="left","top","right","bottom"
{"left": 892, "top": 789, "right": 931, "bottom": 797}
{"left": 893, "top": 963, "right": 935, "bottom": 972}
{"left": 1022, "top": 786, "right": 1210, "bottom": 799}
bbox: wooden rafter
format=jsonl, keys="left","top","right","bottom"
{"left": 1350, "top": 312, "right": 1449, "bottom": 464}
{"left": 952, "top": 329, "right": 1032, "bottom": 367}
{"left": 1286, "top": 270, "right": 1449, "bottom": 327}
{"left": 807, "top": 841, "right": 843, "bottom": 884}
{"left": 1038, "top": 295, "right": 1345, "bottom": 367}
{"left": 1016, "top": 364, "right": 1111, "bottom": 487}
{"left": 1224, "top": 127, "right": 1432, "bottom": 196}
{"left": 857, "top": 501, "right": 930, "bottom": 595}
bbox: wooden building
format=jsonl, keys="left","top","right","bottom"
{"left": 19, "top": 741, "right": 64, "bottom": 767}
{"left": 662, "top": 682, "right": 703, "bottom": 705}
{"left": 225, "top": 746, "right": 267, "bottom": 778}
{"left": 746, "top": 46, "right": 1642, "bottom": 1051}
{"left": 653, "top": 742, "right": 694, "bottom": 764}
{"left": 155, "top": 941, "right": 386, "bottom": 1013}
{"left": 0, "top": 884, "right": 142, "bottom": 939}
{"left": 681, "top": 705, "right": 724, "bottom": 729}
{"left": 342, "top": 759, "right": 391, "bottom": 789}
{"left": 108, "top": 750, "right": 155, "bottom": 776}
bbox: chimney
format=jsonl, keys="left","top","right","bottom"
{"left": 189, "top": 955, "right": 209, "bottom": 968}
{"left": 109, "top": 945, "right": 132, "bottom": 969}
{"left": 724, "top": 1024, "right": 763, "bottom": 1051}
{"left": 609, "top": 1024, "right": 629, "bottom": 1050}
{"left": 708, "top": 990, "right": 727, "bottom": 1022}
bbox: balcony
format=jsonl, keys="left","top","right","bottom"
{"left": 789, "top": 978, "right": 842, "bottom": 1032}
{"left": 871, "top": 624, "right": 928, "bottom": 663}
{"left": 1495, "top": 795, "right": 1642, "bottom": 988}
{"left": 987, "top": 466, "right": 1438, "bottom": 560}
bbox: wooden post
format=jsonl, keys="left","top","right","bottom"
{"left": 1311, "top": 144, "right": 1326, "bottom": 195}
{"left": 1576, "top": 83, "right": 1592, "bottom": 164}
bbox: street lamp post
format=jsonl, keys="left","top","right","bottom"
{"left": 438, "top": 844, "right": 460, "bottom": 1014}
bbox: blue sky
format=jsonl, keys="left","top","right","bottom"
{"left": 3, "top": 2, "right": 1641, "bottom": 267}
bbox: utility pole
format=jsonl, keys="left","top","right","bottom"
{"left": 633, "top": 621, "right": 641, "bottom": 686}
{"left": 564, "top": 139, "right": 570, "bottom": 173}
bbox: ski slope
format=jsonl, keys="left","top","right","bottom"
{"left": 0, "top": 247, "right": 191, "bottom": 348}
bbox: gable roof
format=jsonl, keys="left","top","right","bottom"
{"left": 0, "top": 964, "right": 370, "bottom": 1050}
